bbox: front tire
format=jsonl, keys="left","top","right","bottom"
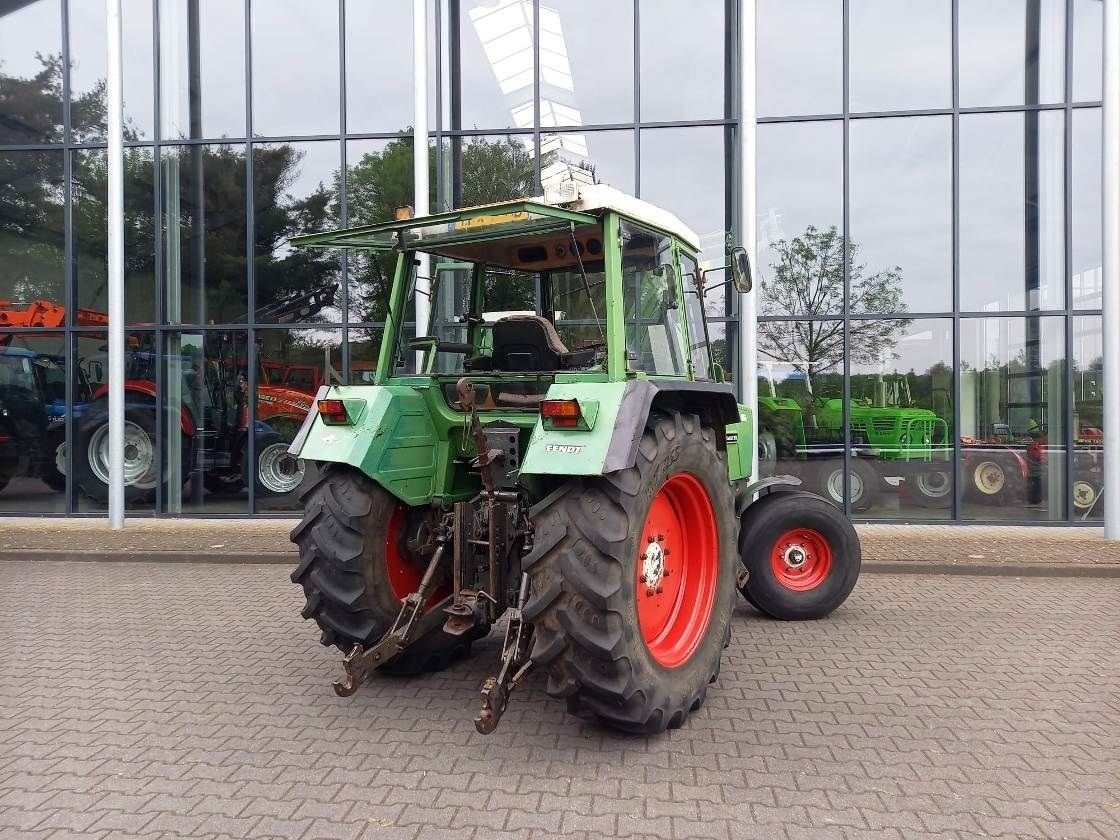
{"left": 817, "top": 458, "right": 880, "bottom": 513}
{"left": 524, "top": 411, "right": 737, "bottom": 734}
{"left": 739, "top": 491, "right": 861, "bottom": 620}
{"left": 290, "top": 464, "right": 487, "bottom": 674}
{"left": 911, "top": 467, "right": 952, "bottom": 509}
{"left": 75, "top": 410, "right": 159, "bottom": 503}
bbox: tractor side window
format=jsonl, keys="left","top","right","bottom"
{"left": 680, "top": 251, "right": 712, "bottom": 380}
{"left": 620, "top": 222, "right": 686, "bottom": 376}
{"left": 550, "top": 268, "right": 607, "bottom": 352}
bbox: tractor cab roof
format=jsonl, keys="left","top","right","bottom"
{"left": 289, "top": 184, "right": 700, "bottom": 263}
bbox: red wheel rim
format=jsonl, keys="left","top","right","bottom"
{"left": 385, "top": 505, "right": 448, "bottom": 606}
{"left": 636, "top": 473, "right": 719, "bottom": 668}
{"left": 769, "top": 528, "right": 832, "bottom": 592}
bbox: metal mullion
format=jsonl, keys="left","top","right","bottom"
{"left": 951, "top": 0, "right": 962, "bottom": 522}
{"left": 61, "top": 0, "right": 74, "bottom": 514}
{"left": 339, "top": 0, "right": 350, "bottom": 376}
{"left": 633, "top": 0, "right": 640, "bottom": 197}
{"left": 152, "top": 0, "right": 165, "bottom": 515}
{"left": 245, "top": 0, "right": 256, "bottom": 515}
{"left": 1063, "top": 0, "right": 1076, "bottom": 521}
{"left": 434, "top": 0, "right": 445, "bottom": 212}
{"left": 841, "top": 0, "right": 852, "bottom": 519}
{"left": 532, "top": 0, "right": 541, "bottom": 191}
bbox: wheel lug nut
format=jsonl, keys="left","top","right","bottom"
{"left": 656, "top": 586, "right": 663, "bottom": 594}
{"left": 657, "top": 533, "right": 664, "bottom": 542}
{"left": 640, "top": 574, "right": 647, "bottom": 583}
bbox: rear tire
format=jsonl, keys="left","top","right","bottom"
{"left": 739, "top": 491, "right": 861, "bottom": 620}
{"left": 524, "top": 411, "right": 737, "bottom": 734}
{"left": 290, "top": 464, "right": 487, "bottom": 674}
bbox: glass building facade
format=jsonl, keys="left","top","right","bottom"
{"left": 0, "top": 0, "right": 1105, "bottom": 521}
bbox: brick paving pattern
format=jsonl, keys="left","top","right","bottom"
{"left": 1, "top": 561, "right": 1118, "bottom": 840}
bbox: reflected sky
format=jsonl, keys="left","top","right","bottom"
{"left": 849, "top": 0, "right": 951, "bottom": 112}
{"left": 757, "top": 0, "right": 842, "bottom": 118}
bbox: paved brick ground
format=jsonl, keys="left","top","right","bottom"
{"left": 3, "top": 517, "right": 1119, "bottom": 570}
{"left": 1, "top": 561, "right": 1118, "bottom": 840}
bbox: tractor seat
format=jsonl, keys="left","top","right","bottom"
{"left": 490, "top": 315, "right": 594, "bottom": 372}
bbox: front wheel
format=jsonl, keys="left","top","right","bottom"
{"left": 911, "top": 467, "right": 952, "bottom": 508}
{"left": 524, "top": 411, "right": 737, "bottom": 734}
{"left": 817, "top": 457, "right": 881, "bottom": 513}
{"left": 250, "top": 432, "right": 305, "bottom": 497}
{"left": 739, "top": 491, "right": 861, "bottom": 620}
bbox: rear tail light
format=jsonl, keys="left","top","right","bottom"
{"left": 318, "top": 398, "right": 350, "bottom": 425}
{"left": 541, "top": 399, "right": 581, "bottom": 429}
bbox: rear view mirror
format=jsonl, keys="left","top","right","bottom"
{"left": 729, "top": 246, "right": 753, "bottom": 294}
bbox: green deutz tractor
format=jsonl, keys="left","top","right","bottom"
{"left": 759, "top": 372, "right": 952, "bottom": 512}
{"left": 286, "top": 185, "right": 861, "bottom": 734}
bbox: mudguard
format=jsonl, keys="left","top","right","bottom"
{"left": 288, "top": 385, "right": 438, "bottom": 505}
{"left": 520, "top": 379, "right": 750, "bottom": 480}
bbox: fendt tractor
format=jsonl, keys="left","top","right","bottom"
{"left": 286, "top": 182, "right": 862, "bottom": 734}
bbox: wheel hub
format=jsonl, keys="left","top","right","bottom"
{"left": 641, "top": 538, "right": 666, "bottom": 592}
{"left": 782, "top": 545, "right": 808, "bottom": 569}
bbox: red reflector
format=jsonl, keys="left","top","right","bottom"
{"left": 318, "top": 399, "right": 349, "bottom": 424}
{"left": 541, "top": 399, "right": 580, "bottom": 418}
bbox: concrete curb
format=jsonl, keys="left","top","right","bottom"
{"left": 3, "top": 550, "right": 1119, "bottom": 578}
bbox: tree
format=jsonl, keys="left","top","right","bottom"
{"left": 758, "top": 225, "right": 910, "bottom": 388}
{"left": 344, "top": 135, "right": 547, "bottom": 323}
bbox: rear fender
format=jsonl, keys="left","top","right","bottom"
{"left": 288, "top": 384, "right": 437, "bottom": 505}
{"left": 520, "top": 379, "right": 745, "bottom": 478}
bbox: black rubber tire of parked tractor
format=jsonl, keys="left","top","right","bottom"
{"left": 738, "top": 490, "right": 861, "bottom": 621}
{"left": 523, "top": 410, "right": 737, "bottom": 734}
{"left": 74, "top": 408, "right": 159, "bottom": 504}
{"left": 290, "top": 464, "right": 488, "bottom": 675}
{"left": 817, "top": 457, "right": 881, "bottom": 513}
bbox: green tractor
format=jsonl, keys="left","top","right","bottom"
{"left": 759, "top": 369, "right": 951, "bottom": 512}
{"left": 286, "top": 185, "right": 861, "bottom": 734}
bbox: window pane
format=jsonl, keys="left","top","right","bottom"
{"left": 640, "top": 126, "right": 728, "bottom": 269}
{"left": 73, "top": 148, "right": 157, "bottom": 324}
{"left": 68, "top": 0, "right": 155, "bottom": 143}
{"left": 960, "top": 316, "right": 1066, "bottom": 521}
{"left": 0, "top": 0, "right": 62, "bottom": 143}
{"left": 538, "top": 0, "right": 632, "bottom": 127}
{"left": 1072, "top": 108, "right": 1103, "bottom": 309}
{"left": 162, "top": 330, "right": 248, "bottom": 513}
{"left": 0, "top": 334, "right": 67, "bottom": 513}
{"left": 457, "top": 134, "right": 538, "bottom": 207}
{"left": 959, "top": 0, "right": 1064, "bottom": 108}
{"left": 757, "top": 121, "right": 843, "bottom": 317}
{"left": 345, "top": 138, "right": 416, "bottom": 323}
{"left": 348, "top": 327, "right": 383, "bottom": 383}
{"left": 1072, "top": 316, "right": 1103, "bottom": 520}
{"left": 960, "top": 111, "right": 1064, "bottom": 312}
{"left": 639, "top": 0, "right": 726, "bottom": 121}
{"left": 159, "top": 0, "right": 246, "bottom": 140}
{"left": 848, "top": 318, "right": 954, "bottom": 519}
{"left": 756, "top": 322, "right": 844, "bottom": 505}
{"left": 254, "top": 328, "right": 339, "bottom": 512}
{"left": 540, "top": 130, "right": 634, "bottom": 195}
{"left": 74, "top": 331, "right": 160, "bottom": 513}
{"left": 458, "top": 0, "right": 535, "bottom": 131}
{"left": 345, "top": 0, "right": 412, "bottom": 134}
{"left": 0, "top": 150, "right": 65, "bottom": 309}
{"left": 621, "top": 222, "right": 686, "bottom": 376}
{"left": 1073, "top": 0, "right": 1103, "bottom": 101}
{"left": 161, "top": 144, "right": 248, "bottom": 325}
{"left": 850, "top": 116, "right": 952, "bottom": 314}
{"left": 849, "top": 0, "right": 951, "bottom": 112}
{"left": 757, "top": 0, "right": 842, "bottom": 117}
{"left": 253, "top": 142, "right": 342, "bottom": 323}
{"left": 251, "top": 0, "right": 339, "bottom": 137}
